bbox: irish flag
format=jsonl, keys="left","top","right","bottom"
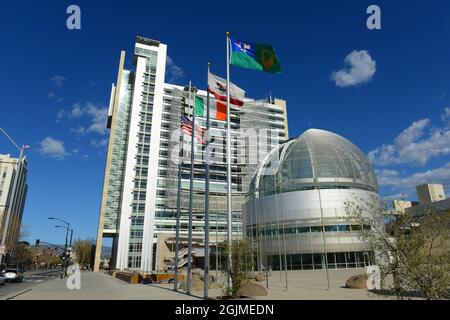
{"left": 195, "top": 96, "right": 227, "bottom": 121}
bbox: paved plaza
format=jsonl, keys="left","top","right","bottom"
{"left": 9, "top": 268, "right": 394, "bottom": 300}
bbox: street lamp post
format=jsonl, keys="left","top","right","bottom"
{"left": 55, "top": 226, "right": 73, "bottom": 251}
{"left": 55, "top": 225, "right": 73, "bottom": 275}
{"left": 48, "top": 217, "right": 71, "bottom": 277}
{"left": 0, "top": 128, "right": 28, "bottom": 268}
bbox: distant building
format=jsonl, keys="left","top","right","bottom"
{"left": 405, "top": 198, "right": 450, "bottom": 217}
{"left": 392, "top": 200, "right": 419, "bottom": 215}
{"left": 416, "top": 183, "right": 446, "bottom": 204}
{"left": 0, "top": 154, "right": 28, "bottom": 258}
{"left": 393, "top": 183, "right": 449, "bottom": 217}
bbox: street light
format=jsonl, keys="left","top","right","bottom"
{"left": 55, "top": 225, "right": 74, "bottom": 277}
{"left": 0, "top": 127, "right": 28, "bottom": 268}
{"left": 48, "top": 217, "right": 71, "bottom": 277}
{"left": 55, "top": 225, "right": 73, "bottom": 250}
{"left": 48, "top": 218, "right": 70, "bottom": 249}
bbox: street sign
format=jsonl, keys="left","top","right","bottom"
{"left": 0, "top": 244, "right": 6, "bottom": 255}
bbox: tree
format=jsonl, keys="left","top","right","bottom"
{"left": 222, "top": 240, "right": 255, "bottom": 298}
{"left": 345, "top": 194, "right": 450, "bottom": 300}
{"left": 8, "top": 224, "right": 31, "bottom": 268}
{"left": 73, "top": 238, "right": 94, "bottom": 266}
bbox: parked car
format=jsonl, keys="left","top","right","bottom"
{"left": 1, "top": 268, "right": 24, "bottom": 283}
{"left": 0, "top": 274, "right": 5, "bottom": 286}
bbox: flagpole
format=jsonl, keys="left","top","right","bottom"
{"left": 173, "top": 95, "right": 183, "bottom": 292}
{"left": 204, "top": 62, "right": 211, "bottom": 300}
{"left": 187, "top": 81, "right": 194, "bottom": 295}
{"left": 225, "top": 31, "right": 233, "bottom": 292}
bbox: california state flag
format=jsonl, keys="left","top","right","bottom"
{"left": 208, "top": 72, "right": 245, "bottom": 107}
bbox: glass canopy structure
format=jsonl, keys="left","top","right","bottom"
{"left": 244, "top": 129, "right": 380, "bottom": 271}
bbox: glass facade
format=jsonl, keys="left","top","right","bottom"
{"left": 244, "top": 129, "right": 380, "bottom": 271}
{"left": 103, "top": 71, "right": 132, "bottom": 230}
{"left": 266, "top": 251, "right": 374, "bottom": 270}
{"left": 98, "top": 37, "right": 289, "bottom": 272}
{"left": 256, "top": 129, "right": 378, "bottom": 196}
{"left": 127, "top": 48, "right": 159, "bottom": 269}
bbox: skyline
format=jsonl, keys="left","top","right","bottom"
{"left": 1, "top": 0, "right": 449, "bottom": 245}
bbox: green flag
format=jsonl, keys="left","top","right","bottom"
{"left": 194, "top": 96, "right": 204, "bottom": 117}
{"left": 230, "top": 38, "right": 281, "bottom": 74}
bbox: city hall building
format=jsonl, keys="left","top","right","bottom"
{"left": 244, "top": 129, "right": 379, "bottom": 270}
{"left": 94, "top": 36, "right": 289, "bottom": 272}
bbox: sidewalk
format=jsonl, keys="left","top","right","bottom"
{"left": 13, "top": 271, "right": 199, "bottom": 300}
{"left": 174, "top": 268, "right": 388, "bottom": 300}
{"left": 13, "top": 268, "right": 391, "bottom": 300}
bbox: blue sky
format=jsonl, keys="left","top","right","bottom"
{"left": 1, "top": 0, "right": 449, "bottom": 244}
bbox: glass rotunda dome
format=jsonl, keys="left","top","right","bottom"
{"left": 253, "top": 129, "right": 378, "bottom": 196}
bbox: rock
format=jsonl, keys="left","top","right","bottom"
{"left": 255, "top": 274, "right": 265, "bottom": 282}
{"left": 237, "top": 282, "right": 268, "bottom": 297}
{"left": 192, "top": 272, "right": 202, "bottom": 280}
{"left": 178, "top": 278, "right": 204, "bottom": 292}
{"left": 201, "top": 274, "right": 216, "bottom": 283}
{"left": 208, "top": 281, "right": 221, "bottom": 289}
{"left": 345, "top": 274, "right": 368, "bottom": 289}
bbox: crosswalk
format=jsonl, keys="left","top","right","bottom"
{"left": 23, "top": 275, "right": 59, "bottom": 283}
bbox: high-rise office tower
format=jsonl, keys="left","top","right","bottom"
{"left": 0, "top": 154, "right": 28, "bottom": 260}
{"left": 94, "top": 36, "right": 289, "bottom": 272}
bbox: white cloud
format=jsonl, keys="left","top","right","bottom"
{"left": 331, "top": 50, "right": 376, "bottom": 87}
{"left": 376, "top": 163, "right": 450, "bottom": 195}
{"left": 166, "top": 56, "right": 185, "bottom": 82}
{"left": 60, "top": 102, "right": 108, "bottom": 135}
{"left": 90, "top": 138, "right": 109, "bottom": 149}
{"left": 70, "top": 126, "right": 86, "bottom": 136}
{"left": 369, "top": 111, "right": 450, "bottom": 166}
{"left": 38, "top": 137, "right": 67, "bottom": 160}
{"left": 442, "top": 107, "right": 450, "bottom": 123}
{"left": 48, "top": 92, "right": 56, "bottom": 98}
{"left": 50, "top": 75, "right": 66, "bottom": 87}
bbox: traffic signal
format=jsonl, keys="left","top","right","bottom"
{"left": 35, "top": 239, "right": 40, "bottom": 247}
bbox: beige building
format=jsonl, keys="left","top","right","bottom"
{"left": 0, "top": 154, "right": 28, "bottom": 258}
{"left": 393, "top": 183, "right": 448, "bottom": 216}
{"left": 393, "top": 200, "right": 419, "bottom": 215}
{"left": 416, "top": 183, "right": 446, "bottom": 204}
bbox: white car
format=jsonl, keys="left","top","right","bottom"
{"left": 1, "top": 268, "right": 24, "bottom": 283}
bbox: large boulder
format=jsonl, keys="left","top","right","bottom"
{"left": 237, "top": 282, "right": 268, "bottom": 297}
{"left": 255, "top": 274, "right": 265, "bottom": 282}
{"left": 201, "top": 274, "right": 216, "bottom": 283}
{"left": 345, "top": 274, "right": 368, "bottom": 289}
{"left": 178, "top": 278, "right": 204, "bottom": 292}
{"left": 208, "top": 281, "right": 221, "bottom": 289}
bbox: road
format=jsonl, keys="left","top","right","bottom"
{"left": 0, "top": 269, "right": 61, "bottom": 300}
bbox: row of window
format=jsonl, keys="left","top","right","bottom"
{"left": 246, "top": 224, "right": 371, "bottom": 238}
{"left": 265, "top": 251, "right": 374, "bottom": 270}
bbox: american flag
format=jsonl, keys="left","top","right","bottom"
{"left": 180, "top": 115, "right": 206, "bottom": 144}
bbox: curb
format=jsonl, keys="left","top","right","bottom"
{"left": 2, "top": 288, "right": 32, "bottom": 300}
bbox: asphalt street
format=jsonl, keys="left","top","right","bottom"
{"left": 0, "top": 269, "right": 61, "bottom": 300}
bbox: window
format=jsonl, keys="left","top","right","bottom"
{"left": 310, "top": 226, "right": 323, "bottom": 232}
{"left": 131, "top": 217, "right": 145, "bottom": 226}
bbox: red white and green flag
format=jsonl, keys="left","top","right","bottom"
{"left": 195, "top": 96, "right": 227, "bottom": 121}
